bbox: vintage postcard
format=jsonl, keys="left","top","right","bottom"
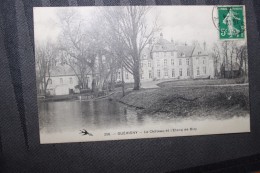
{"left": 34, "top": 6, "right": 250, "bottom": 144}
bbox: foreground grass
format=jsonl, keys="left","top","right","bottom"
{"left": 119, "top": 84, "right": 249, "bottom": 119}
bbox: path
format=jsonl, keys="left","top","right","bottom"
{"left": 141, "top": 79, "right": 175, "bottom": 89}
{"left": 141, "top": 79, "right": 248, "bottom": 89}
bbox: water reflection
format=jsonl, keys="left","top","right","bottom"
{"left": 39, "top": 99, "right": 146, "bottom": 134}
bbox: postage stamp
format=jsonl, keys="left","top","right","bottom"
{"left": 218, "top": 6, "right": 245, "bottom": 39}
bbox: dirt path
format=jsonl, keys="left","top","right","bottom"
{"left": 141, "top": 79, "right": 248, "bottom": 89}
{"left": 163, "top": 83, "right": 249, "bottom": 88}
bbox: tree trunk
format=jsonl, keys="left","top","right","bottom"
{"left": 133, "top": 62, "right": 140, "bottom": 90}
{"left": 230, "top": 54, "right": 233, "bottom": 78}
{"left": 91, "top": 66, "right": 96, "bottom": 92}
{"left": 121, "top": 66, "right": 125, "bottom": 96}
{"left": 43, "top": 76, "right": 47, "bottom": 96}
{"left": 244, "top": 58, "right": 247, "bottom": 76}
{"left": 110, "top": 70, "right": 114, "bottom": 91}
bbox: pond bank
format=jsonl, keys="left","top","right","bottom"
{"left": 115, "top": 84, "right": 249, "bottom": 118}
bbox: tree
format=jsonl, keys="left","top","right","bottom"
{"left": 87, "top": 13, "right": 115, "bottom": 92}
{"left": 35, "top": 42, "right": 57, "bottom": 95}
{"left": 103, "top": 6, "right": 159, "bottom": 90}
{"left": 212, "top": 43, "right": 221, "bottom": 77}
{"left": 102, "top": 14, "right": 131, "bottom": 95}
{"left": 58, "top": 9, "right": 96, "bottom": 90}
{"left": 220, "top": 41, "right": 236, "bottom": 78}
{"left": 235, "top": 44, "right": 247, "bottom": 77}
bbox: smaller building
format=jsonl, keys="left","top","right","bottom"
{"left": 46, "top": 65, "right": 91, "bottom": 96}
{"left": 221, "top": 62, "right": 240, "bottom": 78}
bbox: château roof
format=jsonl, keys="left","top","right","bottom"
{"left": 148, "top": 33, "right": 209, "bottom": 58}
{"left": 175, "top": 45, "right": 195, "bottom": 58}
{"left": 192, "top": 44, "right": 208, "bottom": 56}
{"left": 156, "top": 38, "right": 171, "bottom": 45}
{"left": 50, "top": 64, "right": 76, "bottom": 77}
{"left": 141, "top": 47, "right": 152, "bottom": 60}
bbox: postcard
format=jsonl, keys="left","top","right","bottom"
{"left": 34, "top": 5, "right": 249, "bottom": 144}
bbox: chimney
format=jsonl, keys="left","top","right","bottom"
{"left": 203, "top": 41, "right": 206, "bottom": 50}
{"left": 160, "top": 33, "right": 163, "bottom": 39}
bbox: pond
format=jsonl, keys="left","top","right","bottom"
{"left": 38, "top": 99, "right": 250, "bottom": 143}
{"left": 39, "top": 99, "right": 152, "bottom": 134}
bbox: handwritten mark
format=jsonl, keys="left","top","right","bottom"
{"left": 79, "top": 129, "right": 93, "bottom": 136}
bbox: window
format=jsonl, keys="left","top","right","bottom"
{"left": 149, "top": 70, "right": 152, "bottom": 79}
{"left": 186, "top": 59, "right": 190, "bottom": 65}
{"left": 141, "top": 62, "right": 143, "bottom": 67}
{"left": 196, "top": 57, "right": 199, "bottom": 63}
{"left": 157, "top": 59, "right": 160, "bottom": 67}
{"left": 198, "top": 51, "right": 201, "bottom": 55}
{"left": 171, "top": 52, "right": 174, "bottom": 56}
{"left": 164, "top": 70, "right": 168, "bottom": 77}
{"left": 197, "top": 67, "right": 200, "bottom": 75}
{"left": 70, "top": 77, "right": 73, "bottom": 84}
{"left": 203, "top": 66, "right": 206, "bottom": 74}
{"left": 171, "top": 59, "right": 174, "bottom": 66}
{"left": 187, "top": 68, "right": 190, "bottom": 76}
{"left": 164, "top": 59, "right": 167, "bottom": 67}
{"left": 148, "top": 61, "right": 151, "bottom": 67}
{"left": 126, "top": 72, "right": 129, "bottom": 79}
{"left": 172, "top": 69, "right": 175, "bottom": 77}
{"left": 141, "top": 70, "right": 144, "bottom": 79}
{"left": 118, "top": 71, "right": 121, "bottom": 79}
{"left": 179, "top": 68, "right": 182, "bottom": 76}
{"left": 60, "top": 78, "right": 63, "bottom": 84}
{"left": 48, "top": 79, "right": 52, "bottom": 85}
{"left": 143, "top": 54, "right": 146, "bottom": 59}
{"left": 179, "top": 59, "right": 182, "bottom": 65}
{"left": 164, "top": 52, "right": 166, "bottom": 57}
{"left": 157, "top": 69, "right": 160, "bottom": 78}
{"left": 203, "top": 57, "right": 206, "bottom": 64}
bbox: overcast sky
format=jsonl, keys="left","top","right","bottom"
{"left": 33, "top": 6, "right": 226, "bottom": 49}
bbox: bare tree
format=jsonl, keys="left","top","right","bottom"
{"left": 35, "top": 42, "right": 57, "bottom": 95}
{"left": 212, "top": 43, "right": 221, "bottom": 78}
{"left": 102, "top": 15, "right": 131, "bottom": 95}
{"left": 103, "top": 6, "right": 159, "bottom": 90}
{"left": 220, "top": 41, "right": 237, "bottom": 78}
{"left": 235, "top": 44, "right": 247, "bottom": 77}
{"left": 87, "top": 13, "right": 115, "bottom": 93}
{"left": 58, "top": 9, "right": 95, "bottom": 90}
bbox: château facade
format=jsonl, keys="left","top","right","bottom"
{"left": 117, "top": 33, "right": 214, "bottom": 83}
{"left": 43, "top": 33, "right": 214, "bottom": 96}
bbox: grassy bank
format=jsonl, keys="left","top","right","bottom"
{"left": 119, "top": 84, "right": 249, "bottom": 118}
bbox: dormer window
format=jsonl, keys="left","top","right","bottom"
{"left": 181, "top": 53, "right": 185, "bottom": 57}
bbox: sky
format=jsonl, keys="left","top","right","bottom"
{"left": 33, "top": 6, "right": 231, "bottom": 50}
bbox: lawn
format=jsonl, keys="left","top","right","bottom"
{"left": 120, "top": 83, "right": 249, "bottom": 119}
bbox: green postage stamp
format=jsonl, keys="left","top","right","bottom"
{"left": 218, "top": 6, "right": 245, "bottom": 40}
